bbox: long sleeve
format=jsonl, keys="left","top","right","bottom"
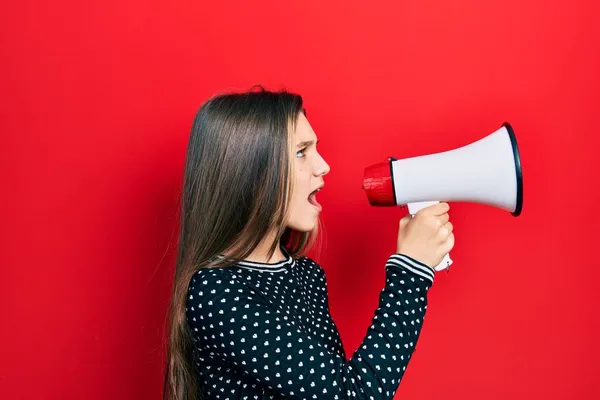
{"left": 186, "top": 253, "right": 435, "bottom": 400}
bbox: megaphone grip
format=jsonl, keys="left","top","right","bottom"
{"left": 435, "top": 253, "right": 453, "bottom": 272}
{"left": 406, "top": 201, "right": 453, "bottom": 272}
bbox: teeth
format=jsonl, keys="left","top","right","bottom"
{"left": 310, "top": 187, "right": 322, "bottom": 197}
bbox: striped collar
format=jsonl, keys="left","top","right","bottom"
{"left": 215, "top": 246, "right": 295, "bottom": 272}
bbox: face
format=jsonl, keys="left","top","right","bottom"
{"left": 285, "top": 112, "right": 331, "bottom": 232}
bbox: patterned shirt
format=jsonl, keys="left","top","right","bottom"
{"left": 186, "top": 247, "right": 435, "bottom": 399}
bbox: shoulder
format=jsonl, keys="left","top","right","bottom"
{"left": 188, "top": 265, "right": 235, "bottom": 292}
{"left": 295, "top": 255, "right": 328, "bottom": 284}
{"left": 186, "top": 267, "right": 270, "bottom": 321}
{"left": 295, "top": 255, "right": 323, "bottom": 271}
{"left": 186, "top": 266, "right": 248, "bottom": 308}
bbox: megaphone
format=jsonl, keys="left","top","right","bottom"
{"left": 363, "top": 122, "right": 523, "bottom": 271}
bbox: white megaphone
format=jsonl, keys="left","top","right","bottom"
{"left": 363, "top": 122, "right": 523, "bottom": 272}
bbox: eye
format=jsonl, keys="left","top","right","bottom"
{"left": 296, "top": 147, "right": 307, "bottom": 158}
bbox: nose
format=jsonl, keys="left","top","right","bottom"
{"left": 315, "top": 155, "right": 331, "bottom": 177}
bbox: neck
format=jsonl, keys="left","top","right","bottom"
{"left": 224, "top": 229, "right": 286, "bottom": 263}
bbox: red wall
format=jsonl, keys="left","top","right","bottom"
{"left": 2, "top": 1, "right": 599, "bottom": 398}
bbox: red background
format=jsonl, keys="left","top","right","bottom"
{"left": 2, "top": 0, "right": 599, "bottom": 398}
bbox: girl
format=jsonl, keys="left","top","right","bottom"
{"left": 163, "top": 86, "right": 454, "bottom": 400}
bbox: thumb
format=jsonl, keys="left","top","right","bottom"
{"left": 399, "top": 214, "right": 412, "bottom": 230}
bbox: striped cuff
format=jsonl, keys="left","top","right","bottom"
{"left": 386, "top": 253, "right": 435, "bottom": 284}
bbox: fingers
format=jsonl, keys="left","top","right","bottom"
{"left": 437, "top": 213, "right": 450, "bottom": 226}
{"left": 414, "top": 203, "right": 451, "bottom": 234}
{"left": 443, "top": 221, "right": 453, "bottom": 234}
{"left": 418, "top": 201, "right": 450, "bottom": 216}
{"left": 443, "top": 232, "right": 455, "bottom": 253}
{"left": 438, "top": 221, "right": 453, "bottom": 241}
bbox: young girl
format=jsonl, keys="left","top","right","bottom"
{"left": 163, "top": 87, "right": 454, "bottom": 400}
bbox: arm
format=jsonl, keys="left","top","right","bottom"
{"left": 186, "top": 253, "right": 434, "bottom": 400}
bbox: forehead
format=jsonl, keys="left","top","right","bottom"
{"left": 293, "top": 112, "right": 317, "bottom": 142}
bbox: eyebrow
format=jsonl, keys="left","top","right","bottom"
{"left": 296, "top": 139, "right": 319, "bottom": 148}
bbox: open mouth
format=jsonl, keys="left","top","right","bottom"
{"left": 308, "top": 187, "right": 322, "bottom": 211}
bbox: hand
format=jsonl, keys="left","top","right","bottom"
{"left": 396, "top": 202, "right": 455, "bottom": 269}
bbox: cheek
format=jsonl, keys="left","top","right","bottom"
{"left": 291, "top": 168, "right": 310, "bottom": 203}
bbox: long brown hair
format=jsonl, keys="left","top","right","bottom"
{"left": 162, "top": 86, "right": 321, "bottom": 400}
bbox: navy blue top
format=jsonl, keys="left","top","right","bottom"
{"left": 186, "top": 248, "right": 435, "bottom": 399}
